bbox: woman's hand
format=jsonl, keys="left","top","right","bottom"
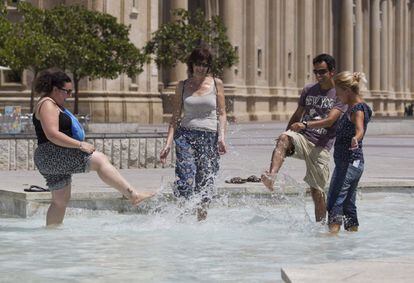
{"left": 159, "top": 145, "right": 171, "bottom": 164}
{"left": 349, "top": 136, "right": 359, "bottom": 150}
{"left": 218, "top": 139, "right": 227, "bottom": 155}
{"left": 79, "top": 141, "right": 95, "bottom": 154}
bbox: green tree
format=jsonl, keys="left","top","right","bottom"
{"left": 0, "top": 2, "right": 12, "bottom": 67}
{"left": 144, "top": 9, "right": 238, "bottom": 77}
{"left": 44, "top": 5, "right": 147, "bottom": 114}
{"left": 0, "top": 3, "right": 65, "bottom": 111}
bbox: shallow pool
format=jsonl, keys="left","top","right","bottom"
{"left": 1, "top": 192, "right": 413, "bottom": 282}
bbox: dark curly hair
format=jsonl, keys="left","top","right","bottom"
{"left": 34, "top": 69, "right": 72, "bottom": 96}
{"left": 186, "top": 45, "right": 213, "bottom": 76}
{"left": 313, "top": 53, "right": 336, "bottom": 71}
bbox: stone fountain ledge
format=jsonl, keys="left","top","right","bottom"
{"left": 281, "top": 256, "right": 414, "bottom": 283}
{"left": 1, "top": 179, "right": 414, "bottom": 218}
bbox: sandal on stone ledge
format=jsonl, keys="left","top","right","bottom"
{"left": 246, "top": 175, "right": 261, "bottom": 182}
{"left": 24, "top": 185, "right": 49, "bottom": 192}
{"left": 225, "top": 177, "right": 247, "bottom": 184}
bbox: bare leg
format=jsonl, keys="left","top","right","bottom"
{"left": 311, "top": 188, "right": 326, "bottom": 222}
{"left": 261, "top": 134, "right": 294, "bottom": 191}
{"left": 89, "top": 151, "right": 154, "bottom": 205}
{"left": 46, "top": 184, "right": 71, "bottom": 227}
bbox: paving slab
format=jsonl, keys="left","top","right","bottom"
{"left": 281, "top": 256, "right": 414, "bottom": 283}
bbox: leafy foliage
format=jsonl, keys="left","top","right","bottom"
{"left": 0, "top": 2, "right": 12, "bottom": 67}
{"left": 144, "top": 9, "right": 238, "bottom": 77}
{"left": 0, "top": 3, "right": 65, "bottom": 111}
{"left": 3, "top": 3, "right": 65, "bottom": 74}
{"left": 44, "top": 4, "right": 147, "bottom": 113}
{"left": 0, "top": 3, "right": 146, "bottom": 113}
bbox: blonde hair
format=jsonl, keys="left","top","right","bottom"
{"left": 334, "top": 71, "right": 367, "bottom": 94}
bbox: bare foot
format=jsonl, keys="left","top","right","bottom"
{"left": 345, "top": 226, "right": 358, "bottom": 232}
{"left": 329, "top": 224, "right": 341, "bottom": 233}
{"left": 261, "top": 171, "right": 276, "bottom": 191}
{"left": 126, "top": 188, "right": 155, "bottom": 206}
{"left": 197, "top": 207, "right": 207, "bottom": 221}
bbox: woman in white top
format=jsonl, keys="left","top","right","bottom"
{"left": 159, "top": 45, "right": 227, "bottom": 220}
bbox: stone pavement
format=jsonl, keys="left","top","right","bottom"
{"left": 281, "top": 256, "right": 414, "bottom": 283}
{"left": 1, "top": 119, "right": 414, "bottom": 282}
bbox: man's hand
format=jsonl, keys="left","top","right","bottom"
{"left": 290, "top": 122, "right": 306, "bottom": 132}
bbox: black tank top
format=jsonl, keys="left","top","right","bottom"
{"left": 32, "top": 107, "right": 73, "bottom": 144}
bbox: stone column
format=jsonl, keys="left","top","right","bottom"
{"left": 370, "top": 0, "right": 381, "bottom": 91}
{"left": 362, "top": 0, "right": 370, "bottom": 82}
{"left": 380, "top": 0, "right": 388, "bottom": 91}
{"left": 410, "top": 1, "right": 414, "bottom": 93}
{"left": 387, "top": 0, "right": 394, "bottom": 91}
{"left": 268, "top": 0, "right": 281, "bottom": 86}
{"left": 403, "top": 0, "right": 410, "bottom": 94}
{"left": 339, "top": 0, "right": 354, "bottom": 71}
{"left": 296, "top": 0, "right": 313, "bottom": 86}
{"left": 245, "top": 0, "right": 255, "bottom": 86}
{"left": 91, "top": 0, "right": 104, "bottom": 11}
{"left": 282, "top": 0, "right": 295, "bottom": 87}
{"left": 394, "top": 0, "right": 403, "bottom": 93}
{"left": 354, "top": 0, "right": 364, "bottom": 72}
{"left": 168, "top": 0, "right": 188, "bottom": 86}
{"left": 220, "top": 0, "right": 237, "bottom": 86}
{"left": 315, "top": 0, "right": 330, "bottom": 54}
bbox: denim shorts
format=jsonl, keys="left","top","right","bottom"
{"left": 327, "top": 160, "right": 364, "bottom": 228}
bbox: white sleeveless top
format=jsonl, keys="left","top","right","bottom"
{"left": 180, "top": 79, "right": 218, "bottom": 132}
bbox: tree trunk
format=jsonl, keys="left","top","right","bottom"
{"left": 73, "top": 75, "right": 79, "bottom": 114}
{"left": 29, "top": 70, "right": 38, "bottom": 113}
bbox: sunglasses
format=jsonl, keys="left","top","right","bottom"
{"left": 194, "top": 62, "right": 210, "bottom": 68}
{"left": 59, "top": 87, "right": 73, "bottom": 95}
{"left": 313, "top": 69, "right": 329, "bottom": 75}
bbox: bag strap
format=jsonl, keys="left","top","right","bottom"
{"left": 180, "top": 79, "right": 187, "bottom": 117}
{"left": 34, "top": 97, "right": 60, "bottom": 119}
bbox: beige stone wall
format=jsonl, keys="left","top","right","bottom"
{"left": 1, "top": 0, "right": 413, "bottom": 123}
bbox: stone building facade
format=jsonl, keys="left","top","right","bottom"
{"left": 1, "top": 0, "right": 413, "bottom": 123}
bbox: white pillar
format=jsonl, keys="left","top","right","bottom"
{"left": 370, "top": 0, "right": 381, "bottom": 90}
{"left": 168, "top": 0, "right": 188, "bottom": 85}
{"left": 410, "top": 1, "right": 414, "bottom": 92}
{"left": 339, "top": 0, "right": 354, "bottom": 71}
{"left": 354, "top": 0, "right": 364, "bottom": 72}
{"left": 380, "top": 0, "right": 388, "bottom": 91}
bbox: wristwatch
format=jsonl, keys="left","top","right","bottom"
{"left": 302, "top": 121, "right": 308, "bottom": 128}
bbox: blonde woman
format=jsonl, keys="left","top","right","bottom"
{"left": 327, "top": 71, "right": 372, "bottom": 233}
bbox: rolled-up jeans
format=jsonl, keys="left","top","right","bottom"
{"left": 327, "top": 160, "right": 364, "bottom": 229}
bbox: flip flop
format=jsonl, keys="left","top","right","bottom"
{"left": 24, "top": 185, "right": 50, "bottom": 192}
{"left": 246, "top": 175, "right": 261, "bottom": 182}
{"left": 225, "top": 177, "right": 247, "bottom": 184}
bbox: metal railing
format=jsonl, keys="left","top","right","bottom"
{"left": 0, "top": 132, "right": 175, "bottom": 170}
